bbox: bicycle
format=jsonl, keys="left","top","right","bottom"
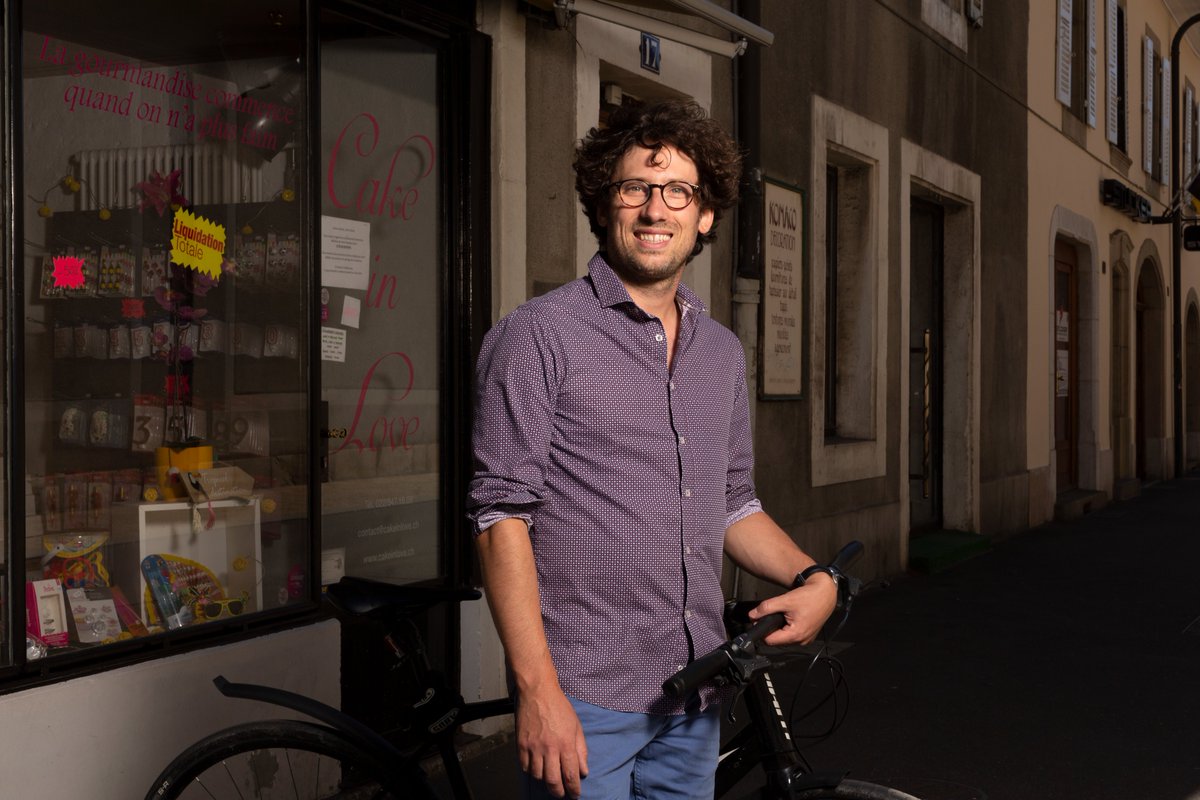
{"left": 145, "top": 579, "right": 513, "bottom": 799}
{"left": 145, "top": 541, "right": 920, "bottom": 799}
{"left": 665, "top": 541, "right": 921, "bottom": 800}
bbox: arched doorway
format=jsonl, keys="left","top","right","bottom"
{"left": 1186, "top": 299, "right": 1200, "bottom": 468}
{"left": 1135, "top": 260, "right": 1167, "bottom": 481}
{"left": 1054, "top": 239, "right": 1079, "bottom": 491}
{"left": 1111, "top": 258, "right": 1133, "bottom": 484}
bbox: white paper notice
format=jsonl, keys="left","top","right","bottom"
{"left": 321, "top": 326, "right": 348, "bottom": 362}
{"left": 341, "top": 295, "right": 361, "bottom": 329}
{"left": 321, "top": 215, "right": 370, "bottom": 290}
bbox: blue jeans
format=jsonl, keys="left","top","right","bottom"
{"left": 519, "top": 696, "right": 721, "bottom": 800}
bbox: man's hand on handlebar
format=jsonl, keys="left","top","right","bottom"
{"left": 746, "top": 571, "right": 838, "bottom": 647}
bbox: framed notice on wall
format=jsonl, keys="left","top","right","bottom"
{"left": 760, "top": 177, "right": 805, "bottom": 397}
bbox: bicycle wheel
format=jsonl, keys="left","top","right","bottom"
{"left": 146, "top": 719, "right": 433, "bottom": 800}
{"left": 790, "top": 778, "right": 923, "bottom": 800}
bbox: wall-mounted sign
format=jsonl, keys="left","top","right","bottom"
{"left": 1099, "top": 178, "right": 1152, "bottom": 223}
{"left": 640, "top": 33, "right": 661, "bottom": 74}
{"left": 1184, "top": 225, "right": 1200, "bottom": 251}
{"left": 760, "top": 177, "right": 804, "bottom": 397}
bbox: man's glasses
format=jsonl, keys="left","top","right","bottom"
{"left": 605, "top": 179, "right": 700, "bottom": 210}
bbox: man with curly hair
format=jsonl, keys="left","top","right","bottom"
{"left": 469, "top": 99, "right": 837, "bottom": 799}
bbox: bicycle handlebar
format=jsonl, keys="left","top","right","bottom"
{"left": 663, "top": 611, "right": 785, "bottom": 697}
{"left": 662, "top": 540, "right": 864, "bottom": 699}
{"left": 827, "top": 539, "right": 863, "bottom": 573}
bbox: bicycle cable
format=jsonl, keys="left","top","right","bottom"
{"left": 783, "top": 583, "right": 859, "bottom": 751}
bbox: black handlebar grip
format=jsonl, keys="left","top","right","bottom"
{"left": 662, "top": 612, "right": 786, "bottom": 698}
{"left": 662, "top": 648, "right": 730, "bottom": 698}
{"left": 730, "top": 611, "right": 787, "bottom": 650}
{"left": 830, "top": 540, "right": 864, "bottom": 572}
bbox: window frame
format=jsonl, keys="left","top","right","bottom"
{"left": 0, "top": 0, "right": 488, "bottom": 688}
{"left": 809, "top": 96, "right": 889, "bottom": 488}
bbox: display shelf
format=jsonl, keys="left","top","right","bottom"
{"left": 112, "top": 497, "right": 262, "bottom": 624}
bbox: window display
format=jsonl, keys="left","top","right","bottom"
{"left": 20, "top": 3, "right": 310, "bottom": 657}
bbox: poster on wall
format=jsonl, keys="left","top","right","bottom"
{"left": 760, "top": 177, "right": 804, "bottom": 397}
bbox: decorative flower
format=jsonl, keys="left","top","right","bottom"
{"left": 152, "top": 286, "right": 208, "bottom": 320}
{"left": 136, "top": 169, "right": 188, "bottom": 216}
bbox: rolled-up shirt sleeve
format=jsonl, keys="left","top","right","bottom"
{"left": 725, "top": 347, "right": 759, "bottom": 526}
{"left": 467, "top": 306, "right": 562, "bottom": 535}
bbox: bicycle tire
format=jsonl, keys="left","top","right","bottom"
{"left": 788, "top": 778, "right": 923, "bottom": 800}
{"left": 145, "top": 719, "right": 433, "bottom": 800}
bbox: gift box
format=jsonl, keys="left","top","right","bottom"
{"left": 26, "top": 579, "right": 68, "bottom": 647}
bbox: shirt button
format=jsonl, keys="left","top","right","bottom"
{"left": 678, "top": 435, "right": 686, "bottom": 445}
{"left": 669, "top": 381, "right": 676, "bottom": 391}
{"left": 655, "top": 333, "right": 664, "bottom": 342}
{"left": 683, "top": 488, "right": 692, "bottom": 497}
{"left": 685, "top": 546, "right": 693, "bottom": 555}
{"left": 684, "top": 608, "right": 693, "bottom": 619}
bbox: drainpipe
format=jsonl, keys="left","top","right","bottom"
{"left": 731, "top": 0, "right": 764, "bottom": 600}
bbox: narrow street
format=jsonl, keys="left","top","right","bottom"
{"left": 773, "top": 472, "right": 1200, "bottom": 800}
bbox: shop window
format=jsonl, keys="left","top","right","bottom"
{"left": 318, "top": 18, "right": 444, "bottom": 585}
{"left": 18, "top": 3, "right": 310, "bottom": 661}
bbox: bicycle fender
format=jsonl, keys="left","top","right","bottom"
{"left": 213, "top": 675, "right": 406, "bottom": 768}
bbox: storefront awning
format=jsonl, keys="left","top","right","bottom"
{"left": 540, "top": 0, "right": 773, "bottom": 58}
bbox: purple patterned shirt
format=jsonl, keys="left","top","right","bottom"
{"left": 468, "top": 254, "right": 760, "bottom": 715}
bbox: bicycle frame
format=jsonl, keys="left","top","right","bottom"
{"left": 715, "top": 667, "right": 846, "bottom": 798}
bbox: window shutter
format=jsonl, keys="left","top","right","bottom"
{"left": 1087, "top": 0, "right": 1098, "bottom": 127}
{"left": 1162, "top": 56, "right": 1171, "bottom": 182}
{"left": 1057, "top": 0, "right": 1073, "bottom": 106}
{"left": 1186, "top": 86, "right": 1194, "bottom": 187}
{"left": 1105, "top": 0, "right": 1118, "bottom": 142}
{"left": 1126, "top": 17, "right": 1131, "bottom": 149}
{"left": 1144, "top": 36, "right": 1155, "bottom": 174}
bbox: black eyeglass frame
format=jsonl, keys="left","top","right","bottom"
{"left": 603, "top": 179, "right": 703, "bottom": 210}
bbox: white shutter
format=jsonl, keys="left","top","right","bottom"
{"left": 1087, "top": 0, "right": 1098, "bottom": 126}
{"left": 1162, "top": 56, "right": 1171, "bottom": 181}
{"left": 1057, "top": 0, "right": 1073, "bottom": 106}
{"left": 1105, "top": 0, "right": 1118, "bottom": 142}
{"left": 1144, "top": 36, "right": 1155, "bottom": 174}
{"left": 1126, "top": 18, "right": 1131, "bottom": 149}
{"left": 1186, "top": 86, "right": 1194, "bottom": 188}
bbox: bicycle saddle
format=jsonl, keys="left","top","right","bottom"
{"left": 326, "top": 575, "right": 481, "bottom": 617}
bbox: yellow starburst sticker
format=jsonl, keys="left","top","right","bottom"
{"left": 171, "top": 208, "right": 226, "bottom": 278}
